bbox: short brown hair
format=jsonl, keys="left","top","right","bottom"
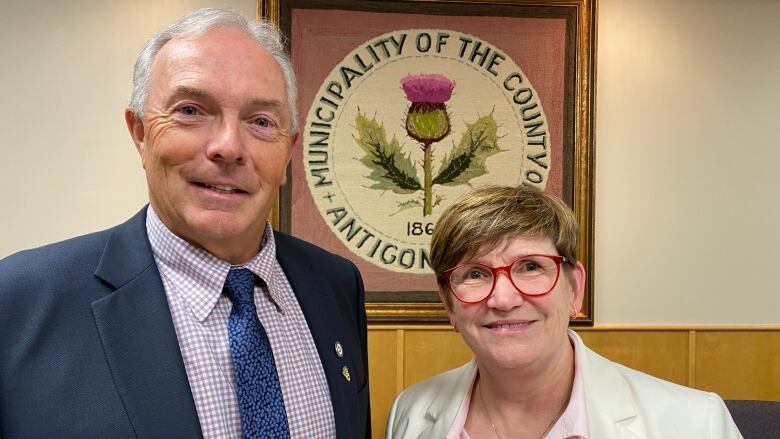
{"left": 430, "top": 185, "right": 579, "bottom": 306}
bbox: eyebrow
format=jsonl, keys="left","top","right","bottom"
{"left": 248, "top": 98, "right": 285, "bottom": 111}
{"left": 168, "top": 86, "right": 286, "bottom": 113}
{"left": 171, "top": 86, "right": 211, "bottom": 100}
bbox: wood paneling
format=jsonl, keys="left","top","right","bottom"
{"left": 367, "top": 326, "right": 780, "bottom": 439}
{"left": 367, "top": 330, "right": 397, "bottom": 438}
{"left": 576, "top": 330, "right": 689, "bottom": 385}
{"left": 695, "top": 330, "right": 780, "bottom": 400}
{"left": 403, "top": 330, "right": 472, "bottom": 388}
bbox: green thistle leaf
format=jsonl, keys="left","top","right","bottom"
{"left": 432, "top": 114, "right": 502, "bottom": 186}
{"left": 390, "top": 199, "right": 421, "bottom": 216}
{"left": 354, "top": 112, "right": 421, "bottom": 193}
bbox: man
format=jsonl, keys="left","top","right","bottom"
{"left": 0, "top": 8, "right": 370, "bottom": 439}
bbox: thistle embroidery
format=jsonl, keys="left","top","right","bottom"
{"left": 354, "top": 73, "right": 502, "bottom": 216}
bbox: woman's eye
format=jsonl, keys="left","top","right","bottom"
{"left": 519, "top": 261, "right": 540, "bottom": 272}
{"left": 464, "top": 269, "right": 489, "bottom": 280}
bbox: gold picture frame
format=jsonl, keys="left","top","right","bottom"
{"left": 260, "top": 0, "right": 596, "bottom": 325}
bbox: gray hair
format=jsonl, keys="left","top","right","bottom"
{"left": 129, "top": 8, "right": 298, "bottom": 133}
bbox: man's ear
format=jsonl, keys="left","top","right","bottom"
{"left": 289, "top": 131, "right": 300, "bottom": 151}
{"left": 281, "top": 131, "right": 299, "bottom": 186}
{"left": 125, "top": 108, "right": 146, "bottom": 168}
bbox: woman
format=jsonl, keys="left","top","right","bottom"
{"left": 386, "top": 185, "right": 741, "bottom": 439}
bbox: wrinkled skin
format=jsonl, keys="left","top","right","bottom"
{"left": 125, "top": 27, "right": 297, "bottom": 264}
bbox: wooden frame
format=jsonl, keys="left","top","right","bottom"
{"left": 260, "top": 0, "right": 596, "bottom": 324}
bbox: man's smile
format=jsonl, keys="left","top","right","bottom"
{"left": 192, "top": 181, "right": 247, "bottom": 194}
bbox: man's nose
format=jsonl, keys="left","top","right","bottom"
{"left": 206, "top": 117, "right": 244, "bottom": 164}
{"left": 486, "top": 270, "right": 523, "bottom": 311}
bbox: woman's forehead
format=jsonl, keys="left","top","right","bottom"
{"left": 465, "top": 235, "right": 556, "bottom": 263}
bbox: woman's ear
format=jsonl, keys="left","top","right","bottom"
{"left": 436, "top": 286, "right": 458, "bottom": 332}
{"left": 568, "top": 261, "right": 586, "bottom": 315}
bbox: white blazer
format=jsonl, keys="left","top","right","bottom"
{"left": 386, "top": 331, "right": 742, "bottom": 439}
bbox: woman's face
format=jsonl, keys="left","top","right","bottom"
{"left": 439, "top": 235, "right": 585, "bottom": 372}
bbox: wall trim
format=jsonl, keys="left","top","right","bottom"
{"left": 369, "top": 324, "right": 780, "bottom": 331}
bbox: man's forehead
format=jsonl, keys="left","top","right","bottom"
{"left": 148, "top": 27, "right": 286, "bottom": 99}
{"left": 150, "top": 27, "right": 283, "bottom": 78}
{"left": 157, "top": 27, "right": 268, "bottom": 63}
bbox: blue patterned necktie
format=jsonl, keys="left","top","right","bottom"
{"left": 223, "top": 268, "right": 290, "bottom": 439}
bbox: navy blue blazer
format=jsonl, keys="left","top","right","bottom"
{"left": 0, "top": 208, "right": 370, "bottom": 439}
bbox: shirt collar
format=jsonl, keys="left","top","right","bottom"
{"left": 146, "top": 206, "right": 285, "bottom": 322}
{"left": 545, "top": 330, "right": 590, "bottom": 439}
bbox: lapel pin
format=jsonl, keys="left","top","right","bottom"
{"left": 342, "top": 365, "right": 351, "bottom": 382}
{"left": 335, "top": 341, "right": 344, "bottom": 358}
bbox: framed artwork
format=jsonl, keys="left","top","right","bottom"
{"left": 260, "top": 0, "right": 596, "bottom": 324}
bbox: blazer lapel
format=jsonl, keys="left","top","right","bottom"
{"left": 91, "top": 208, "right": 202, "bottom": 438}
{"left": 420, "top": 360, "right": 478, "bottom": 438}
{"left": 573, "top": 331, "right": 644, "bottom": 439}
{"left": 275, "top": 237, "right": 361, "bottom": 439}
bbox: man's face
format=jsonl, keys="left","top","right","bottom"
{"left": 126, "top": 27, "right": 295, "bottom": 264}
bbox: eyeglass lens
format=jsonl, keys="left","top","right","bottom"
{"left": 449, "top": 255, "right": 561, "bottom": 302}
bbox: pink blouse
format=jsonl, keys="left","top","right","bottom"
{"left": 446, "top": 333, "right": 589, "bottom": 439}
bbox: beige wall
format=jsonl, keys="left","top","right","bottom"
{"left": 595, "top": 0, "right": 780, "bottom": 323}
{"left": 2, "top": 0, "right": 779, "bottom": 324}
{"left": 0, "top": 0, "right": 255, "bottom": 255}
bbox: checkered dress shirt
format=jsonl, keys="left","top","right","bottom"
{"left": 146, "top": 208, "right": 336, "bottom": 438}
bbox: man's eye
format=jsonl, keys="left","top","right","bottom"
{"left": 254, "top": 116, "right": 274, "bottom": 128}
{"left": 178, "top": 105, "right": 198, "bottom": 116}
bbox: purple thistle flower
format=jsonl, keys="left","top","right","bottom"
{"left": 399, "top": 75, "right": 455, "bottom": 216}
{"left": 400, "top": 74, "right": 455, "bottom": 104}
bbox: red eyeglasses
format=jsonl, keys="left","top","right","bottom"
{"left": 443, "top": 254, "right": 569, "bottom": 303}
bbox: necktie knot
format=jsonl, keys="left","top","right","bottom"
{"left": 224, "top": 268, "right": 256, "bottom": 306}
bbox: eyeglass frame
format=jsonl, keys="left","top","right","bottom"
{"left": 442, "top": 254, "right": 571, "bottom": 304}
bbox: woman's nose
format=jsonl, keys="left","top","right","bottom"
{"left": 486, "top": 271, "right": 523, "bottom": 311}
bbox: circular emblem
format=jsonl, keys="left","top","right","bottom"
{"left": 303, "top": 29, "right": 551, "bottom": 274}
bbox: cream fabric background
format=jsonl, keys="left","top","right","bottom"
{"left": 1, "top": 0, "right": 778, "bottom": 324}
